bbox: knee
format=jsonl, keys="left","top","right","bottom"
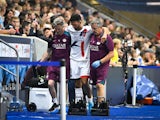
{"left": 48, "top": 80, "right": 55, "bottom": 88}
{"left": 96, "top": 83, "right": 104, "bottom": 90}
{"left": 75, "top": 79, "right": 82, "bottom": 88}
{"left": 96, "top": 84, "right": 100, "bottom": 90}
{"left": 81, "top": 79, "right": 88, "bottom": 85}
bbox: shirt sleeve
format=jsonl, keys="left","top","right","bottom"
{"left": 106, "top": 35, "right": 114, "bottom": 51}
{"left": 48, "top": 40, "right": 52, "bottom": 49}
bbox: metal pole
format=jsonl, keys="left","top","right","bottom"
{"left": 0, "top": 66, "right": 16, "bottom": 76}
{"left": 132, "top": 65, "right": 137, "bottom": 106}
{"left": 60, "top": 59, "right": 66, "bottom": 120}
{"left": 16, "top": 59, "right": 19, "bottom": 102}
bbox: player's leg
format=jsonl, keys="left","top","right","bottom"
{"left": 95, "top": 65, "right": 108, "bottom": 104}
{"left": 68, "top": 59, "right": 81, "bottom": 103}
{"left": 81, "top": 76, "right": 92, "bottom": 99}
{"left": 68, "top": 79, "right": 75, "bottom": 103}
{"left": 96, "top": 81, "right": 105, "bottom": 103}
{"left": 48, "top": 79, "right": 59, "bottom": 111}
{"left": 80, "top": 61, "right": 93, "bottom": 111}
{"left": 47, "top": 66, "right": 59, "bottom": 111}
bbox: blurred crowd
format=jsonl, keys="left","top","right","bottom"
{"left": 0, "top": 0, "right": 160, "bottom": 67}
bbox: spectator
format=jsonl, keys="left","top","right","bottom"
{"left": 66, "top": 0, "right": 77, "bottom": 8}
{"left": 5, "top": 16, "right": 21, "bottom": 35}
{"left": 91, "top": 11, "right": 104, "bottom": 26}
{"left": 110, "top": 38, "right": 122, "bottom": 66}
{"left": 30, "top": 18, "right": 43, "bottom": 37}
{"left": 19, "top": 11, "right": 29, "bottom": 24}
{"left": 0, "top": 0, "right": 16, "bottom": 35}
{"left": 128, "top": 49, "right": 139, "bottom": 66}
{"left": 40, "top": 23, "right": 53, "bottom": 42}
{"left": 19, "top": 21, "right": 33, "bottom": 36}
{"left": 103, "top": 18, "right": 112, "bottom": 27}
{"left": 107, "top": 21, "right": 116, "bottom": 39}
{"left": 4, "top": 9, "right": 15, "bottom": 28}
{"left": 40, "top": 4, "right": 49, "bottom": 17}
{"left": 14, "top": 4, "right": 23, "bottom": 17}
{"left": 63, "top": 10, "right": 71, "bottom": 24}
{"left": 0, "top": 0, "right": 7, "bottom": 29}
{"left": 114, "top": 26, "right": 125, "bottom": 39}
{"left": 141, "top": 49, "right": 156, "bottom": 66}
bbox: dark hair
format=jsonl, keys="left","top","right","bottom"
{"left": 43, "top": 28, "right": 51, "bottom": 32}
{"left": 22, "top": 21, "right": 30, "bottom": 28}
{"left": 70, "top": 14, "right": 81, "bottom": 22}
{"left": 92, "top": 11, "right": 99, "bottom": 16}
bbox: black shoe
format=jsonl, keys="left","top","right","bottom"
{"left": 49, "top": 103, "right": 59, "bottom": 111}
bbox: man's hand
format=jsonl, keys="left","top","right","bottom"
{"left": 9, "top": 28, "right": 16, "bottom": 35}
{"left": 101, "top": 27, "right": 110, "bottom": 43}
{"left": 91, "top": 60, "right": 101, "bottom": 68}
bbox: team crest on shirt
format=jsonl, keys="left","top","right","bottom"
{"left": 62, "top": 38, "right": 67, "bottom": 42}
{"left": 97, "top": 42, "right": 101, "bottom": 45}
{"left": 90, "top": 45, "right": 99, "bottom": 51}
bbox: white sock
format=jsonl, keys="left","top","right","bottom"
{"left": 52, "top": 98, "right": 58, "bottom": 104}
{"left": 88, "top": 97, "right": 93, "bottom": 103}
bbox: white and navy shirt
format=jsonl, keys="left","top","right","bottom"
{"left": 66, "top": 25, "right": 92, "bottom": 61}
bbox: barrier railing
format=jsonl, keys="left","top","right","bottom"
{"left": 0, "top": 34, "right": 48, "bottom": 120}
{"left": 0, "top": 39, "right": 20, "bottom": 102}
{"left": 0, "top": 60, "right": 66, "bottom": 120}
{"left": 0, "top": 34, "right": 48, "bottom": 89}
